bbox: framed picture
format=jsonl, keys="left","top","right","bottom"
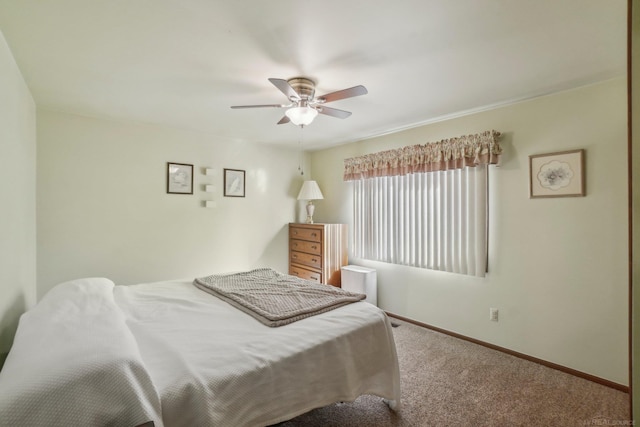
{"left": 529, "top": 149, "right": 585, "bottom": 198}
{"left": 167, "top": 162, "right": 194, "bottom": 194}
{"left": 224, "top": 168, "right": 245, "bottom": 197}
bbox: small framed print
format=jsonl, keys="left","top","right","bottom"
{"left": 224, "top": 168, "right": 245, "bottom": 197}
{"left": 167, "top": 162, "right": 194, "bottom": 194}
{"left": 529, "top": 149, "right": 585, "bottom": 198}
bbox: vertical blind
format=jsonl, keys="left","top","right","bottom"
{"left": 345, "top": 130, "right": 501, "bottom": 277}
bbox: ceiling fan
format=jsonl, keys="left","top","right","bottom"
{"left": 231, "top": 77, "right": 368, "bottom": 126}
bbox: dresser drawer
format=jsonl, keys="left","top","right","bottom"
{"left": 289, "top": 266, "right": 322, "bottom": 283}
{"left": 290, "top": 226, "right": 322, "bottom": 242}
{"left": 290, "top": 251, "right": 321, "bottom": 269}
{"left": 290, "top": 239, "right": 322, "bottom": 255}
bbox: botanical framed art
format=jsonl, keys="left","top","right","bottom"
{"left": 167, "top": 162, "right": 194, "bottom": 194}
{"left": 529, "top": 149, "right": 585, "bottom": 198}
{"left": 224, "top": 168, "right": 245, "bottom": 197}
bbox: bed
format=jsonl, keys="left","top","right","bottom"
{"left": 0, "top": 269, "right": 401, "bottom": 427}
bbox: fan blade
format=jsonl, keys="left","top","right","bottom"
{"left": 317, "top": 106, "right": 352, "bottom": 119}
{"left": 269, "top": 78, "right": 300, "bottom": 101}
{"left": 277, "top": 116, "right": 291, "bottom": 125}
{"left": 231, "top": 104, "right": 289, "bottom": 109}
{"left": 316, "top": 85, "right": 367, "bottom": 103}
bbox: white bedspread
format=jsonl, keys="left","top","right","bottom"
{"left": 0, "top": 278, "right": 163, "bottom": 427}
{"left": 114, "top": 279, "right": 401, "bottom": 427}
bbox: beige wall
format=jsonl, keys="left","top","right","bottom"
{"left": 311, "top": 78, "right": 628, "bottom": 385}
{"left": 36, "top": 110, "right": 308, "bottom": 296}
{"left": 0, "top": 30, "right": 37, "bottom": 367}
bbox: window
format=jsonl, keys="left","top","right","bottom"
{"left": 344, "top": 130, "right": 501, "bottom": 277}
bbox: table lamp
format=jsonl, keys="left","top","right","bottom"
{"left": 297, "top": 180, "right": 324, "bottom": 224}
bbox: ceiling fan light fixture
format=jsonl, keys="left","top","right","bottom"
{"left": 285, "top": 106, "right": 318, "bottom": 126}
{"left": 231, "top": 77, "right": 367, "bottom": 126}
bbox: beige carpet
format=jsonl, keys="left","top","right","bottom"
{"left": 274, "top": 319, "right": 630, "bottom": 427}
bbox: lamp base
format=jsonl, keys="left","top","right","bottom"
{"left": 305, "top": 201, "right": 315, "bottom": 224}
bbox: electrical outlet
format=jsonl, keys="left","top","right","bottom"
{"left": 490, "top": 308, "right": 499, "bottom": 322}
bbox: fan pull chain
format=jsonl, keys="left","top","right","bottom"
{"left": 298, "top": 125, "right": 304, "bottom": 175}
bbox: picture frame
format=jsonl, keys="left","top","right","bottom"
{"left": 224, "top": 168, "right": 245, "bottom": 197}
{"left": 166, "top": 162, "right": 194, "bottom": 194}
{"left": 529, "top": 149, "right": 585, "bottom": 198}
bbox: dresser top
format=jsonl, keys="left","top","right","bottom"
{"left": 289, "top": 222, "right": 346, "bottom": 227}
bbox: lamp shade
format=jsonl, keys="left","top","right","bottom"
{"left": 297, "top": 180, "right": 324, "bottom": 200}
{"left": 285, "top": 106, "right": 318, "bottom": 126}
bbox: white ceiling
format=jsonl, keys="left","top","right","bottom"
{"left": 0, "top": 0, "right": 627, "bottom": 150}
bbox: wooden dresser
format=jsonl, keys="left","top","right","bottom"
{"left": 289, "top": 223, "right": 348, "bottom": 287}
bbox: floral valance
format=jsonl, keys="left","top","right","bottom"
{"left": 343, "top": 130, "right": 502, "bottom": 181}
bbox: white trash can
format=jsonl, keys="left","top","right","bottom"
{"left": 341, "top": 265, "right": 377, "bottom": 306}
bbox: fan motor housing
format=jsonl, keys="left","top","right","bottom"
{"left": 287, "top": 77, "right": 315, "bottom": 100}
